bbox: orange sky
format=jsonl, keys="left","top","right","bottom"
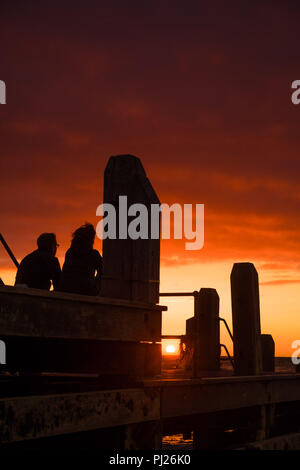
{"left": 1, "top": 1, "right": 300, "bottom": 356}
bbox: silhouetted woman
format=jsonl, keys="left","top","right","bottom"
{"left": 58, "top": 223, "right": 102, "bottom": 296}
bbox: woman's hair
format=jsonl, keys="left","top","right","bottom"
{"left": 70, "top": 223, "right": 95, "bottom": 254}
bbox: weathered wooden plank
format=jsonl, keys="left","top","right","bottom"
{"left": 0, "top": 286, "right": 164, "bottom": 342}
{"left": 0, "top": 337, "right": 161, "bottom": 376}
{"left": 240, "top": 432, "right": 300, "bottom": 450}
{"left": 0, "top": 387, "right": 160, "bottom": 444}
{"left": 160, "top": 375, "right": 300, "bottom": 418}
{"left": 1, "top": 374, "right": 300, "bottom": 445}
{"left": 162, "top": 381, "right": 267, "bottom": 417}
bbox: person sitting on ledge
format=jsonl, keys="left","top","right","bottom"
{"left": 15, "top": 233, "right": 61, "bottom": 290}
{"left": 57, "top": 223, "right": 102, "bottom": 296}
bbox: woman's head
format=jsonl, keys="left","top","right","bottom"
{"left": 71, "top": 223, "right": 95, "bottom": 254}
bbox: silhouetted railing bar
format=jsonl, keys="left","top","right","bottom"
{"left": 219, "top": 317, "right": 234, "bottom": 342}
{"left": 0, "top": 233, "right": 19, "bottom": 269}
{"left": 161, "top": 335, "right": 183, "bottom": 339}
{"left": 220, "top": 344, "right": 234, "bottom": 369}
{"left": 159, "top": 292, "right": 198, "bottom": 297}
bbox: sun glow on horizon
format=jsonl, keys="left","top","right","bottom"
{"left": 165, "top": 344, "right": 176, "bottom": 354}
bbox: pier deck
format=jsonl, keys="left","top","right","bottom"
{"left": 0, "top": 372, "right": 300, "bottom": 448}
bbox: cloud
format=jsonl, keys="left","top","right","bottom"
{"left": 258, "top": 263, "right": 296, "bottom": 271}
{"left": 260, "top": 279, "right": 300, "bottom": 286}
{"left": 0, "top": 1, "right": 300, "bottom": 275}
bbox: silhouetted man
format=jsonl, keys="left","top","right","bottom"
{"left": 15, "top": 233, "right": 61, "bottom": 290}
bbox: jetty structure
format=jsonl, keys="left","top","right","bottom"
{"left": 0, "top": 155, "right": 300, "bottom": 450}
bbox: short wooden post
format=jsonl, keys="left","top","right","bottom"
{"left": 261, "top": 334, "right": 275, "bottom": 372}
{"left": 186, "top": 317, "right": 195, "bottom": 339}
{"left": 193, "top": 288, "right": 220, "bottom": 377}
{"left": 231, "top": 263, "right": 262, "bottom": 376}
{"left": 255, "top": 404, "right": 275, "bottom": 441}
{"left": 124, "top": 421, "right": 162, "bottom": 450}
{"left": 184, "top": 317, "right": 195, "bottom": 371}
{"left": 193, "top": 427, "right": 219, "bottom": 449}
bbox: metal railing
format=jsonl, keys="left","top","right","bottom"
{"left": 220, "top": 344, "right": 234, "bottom": 369}
{"left": 159, "top": 292, "right": 198, "bottom": 297}
{"left": 161, "top": 335, "right": 183, "bottom": 339}
{"left": 219, "top": 317, "right": 233, "bottom": 343}
{"left": 0, "top": 233, "right": 19, "bottom": 269}
{"left": 159, "top": 291, "right": 235, "bottom": 369}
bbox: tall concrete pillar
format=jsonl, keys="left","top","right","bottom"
{"left": 101, "top": 155, "right": 160, "bottom": 304}
{"left": 193, "top": 288, "right": 220, "bottom": 377}
{"left": 231, "top": 263, "right": 262, "bottom": 376}
{"left": 261, "top": 334, "right": 275, "bottom": 372}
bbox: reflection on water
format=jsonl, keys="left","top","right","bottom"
{"left": 162, "top": 433, "right": 193, "bottom": 450}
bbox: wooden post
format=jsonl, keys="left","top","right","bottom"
{"left": 185, "top": 316, "right": 195, "bottom": 339}
{"left": 101, "top": 154, "right": 160, "bottom": 304}
{"left": 193, "top": 288, "right": 220, "bottom": 377}
{"left": 193, "top": 427, "right": 219, "bottom": 449}
{"left": 253, "top": 404, "right": 275, "bottom": 441}
{"left": 231, "top": 263, "right": 262, "bottom": 376}
{"left": 124, "top": 421, "right": 162, "bottom": 450}
{"left": 261, "top": 334, "right": 275, "bottom": 372}
{"left": 184, "top": 317, "right": 195, "bottom": 371}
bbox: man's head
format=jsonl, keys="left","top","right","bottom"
{"left": 37, "top": 233, "right": 59, "bottom": 255}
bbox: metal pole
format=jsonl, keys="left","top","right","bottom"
{"left": 0, "top": 233, "right": 19, "bottom": 268}
{"left": 219, "top": 317, "right": 234, "bottom": 342}
{"left": 161, "top": 335, "right": 183, "bottom": 339}
{"left": 159, "top": 291, "right": 198, "bottom": 297}
{"left": 220, "top": 344, "right": 234, "bottom": 369}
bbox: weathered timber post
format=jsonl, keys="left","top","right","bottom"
{"left": 99, "top": 155, "right": 162, "bottom": 449}
{"left": 231, "top": 263, "right": 262, "bottom": 376}
{"left": 261, "top": 334, "right": 275, "bottom": 372}
{"left": 182, "top": 431, "right": 192, "bottom": 440}
{"left": 101, "top": 154, "right": 160, "bottom": 304}
{"left": 186, "top": 316, "right": 195, "bottom": 338}
{"left": 193, "top": 427, "right": 220, "bottom": 450}
{"left": 184, "top": 316, "right": 195, "bottom": 371}
{"left": 124, "top": 421, "right": 162, "bottom": 450}
{"left": 193, "top": 288, "right": 220, "bottom": 377}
